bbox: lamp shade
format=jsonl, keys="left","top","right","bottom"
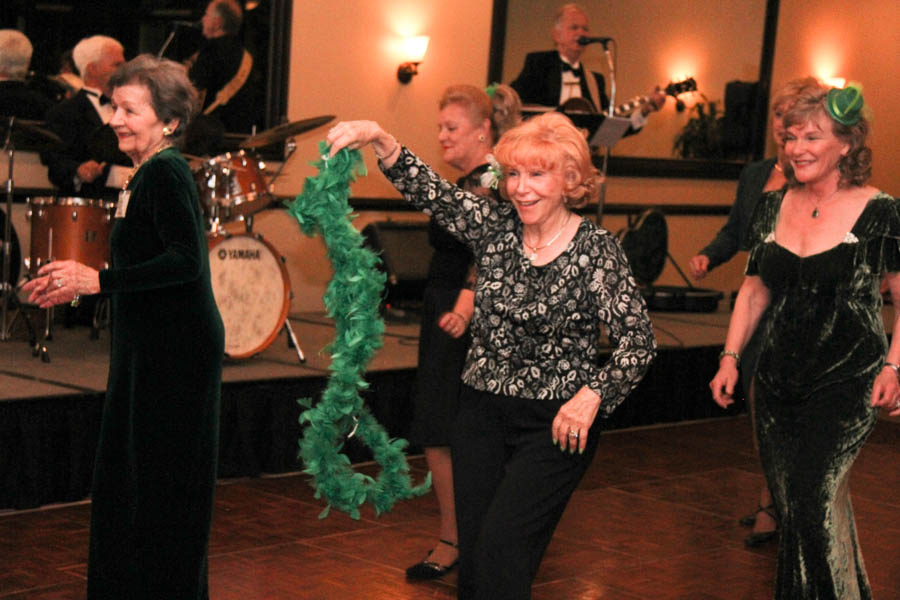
{"left": 402, "top": 36, "right": 429, "bottom": 63}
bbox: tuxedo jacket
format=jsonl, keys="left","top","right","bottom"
{"left": 0, "top": 80, "right": 55, "bottom": 120}
{"left": 41, "top": 89, "right": 131, "bottom": 198}
{"left": 510, "top": 50, "right": 610, "bottom": 112}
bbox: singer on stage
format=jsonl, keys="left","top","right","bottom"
{"left": 510, "top": 3, "right": 664, "bottom": 131}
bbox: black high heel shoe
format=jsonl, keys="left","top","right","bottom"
{"left": 405, "top": 539, "right": 459, "bottom": 580}
{"left": 744, "top": 504, "right": 778, "bottom": 547}
{"left": 738, "top": 503, "right": 775, "bottom": 527}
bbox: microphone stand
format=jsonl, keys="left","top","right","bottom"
{"left": 157, "top": 30, "right": 178, "bottom": 58}
{"left": 158, "top": 23, "right": 195, "bottom": 58}
{"left": 597, "top": 40, "right": 616, "bottom": 224}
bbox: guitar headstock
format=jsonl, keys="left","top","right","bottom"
{"left": 664, "top": 77, "right": 697, "bottom": 98}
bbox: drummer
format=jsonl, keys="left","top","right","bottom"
{"left": 40, "top": 35, "right": 132, "bottom": 200}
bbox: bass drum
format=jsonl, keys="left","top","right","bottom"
{"left": 208, "top": 233, "right": 290, "bottom": 358}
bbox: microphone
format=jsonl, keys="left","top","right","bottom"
{"left": 578, "top": 36, "right": 613, "bottom": 46}
{"left": 171, "top": 20, "right": 201, "bottom": 29}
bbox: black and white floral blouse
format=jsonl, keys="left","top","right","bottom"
{"left": 382, "top": 148, "right": 656, "bottom": 416}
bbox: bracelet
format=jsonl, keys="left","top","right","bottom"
{"left": 373, "top": 136, "right": 399, "bottom": 160}
{"left": 451, "top": 312, "right": 469, "bottom": 325}
{"left": 883, "top": 362, "right": 900, "bottom": 380}
{"left": 718, "top": 349, "right": 741, "bottom": 366}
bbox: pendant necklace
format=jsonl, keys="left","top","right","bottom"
{"left": 810, "top": 188, "right": 840, "bottom": 219}
{"left": 524, "top": 213, "right": 571, "bottom": 262}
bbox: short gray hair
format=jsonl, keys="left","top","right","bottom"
{"left": 212, "top": 0, "right": 243, "bottom": 35}
{"left": 0, "top": 29, "right": 33, "bottom": 79}
{"left": 109, "top": 54, "right": 199, "bottom": 139}
{"left": 72, "top": 35, "right": 123, "bottom": 77}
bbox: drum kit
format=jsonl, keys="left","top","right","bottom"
{"left": 2, "top": 115, "right": 334, "bottom": 363}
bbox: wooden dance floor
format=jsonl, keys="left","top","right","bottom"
{"left": 2, "top": 309, "right": 899, "bottom": 598}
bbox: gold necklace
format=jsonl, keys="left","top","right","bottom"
{"left": 122, "top": 143, "right": 173, "bottom": 190}
{"left": 523, "top": 212, "right": 571, "bottom": 262}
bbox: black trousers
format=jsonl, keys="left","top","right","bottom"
{"left": 451, "top": 385, "right": 602, "bottom": 600}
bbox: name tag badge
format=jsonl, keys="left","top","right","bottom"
{"left": 115, "top": 190, "right": 131, "bottom": 218}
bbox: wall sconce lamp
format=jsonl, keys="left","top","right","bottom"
{"left": 397, "top": 36, "right": 429, "bottom": 84}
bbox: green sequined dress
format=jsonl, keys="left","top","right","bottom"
{"left": 746, "top": 189, "right": 900, "bottom": 599}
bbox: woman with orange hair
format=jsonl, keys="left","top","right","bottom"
{"left": 328, "top": 112, "right": 655, "bottom": 599}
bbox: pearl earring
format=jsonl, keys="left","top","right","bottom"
{"left": 162, "top": 126, "right": 173, "bottom": 136}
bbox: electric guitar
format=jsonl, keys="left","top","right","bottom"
{"left": 559, "top": 77, "right": 697, "bottom": 115}
{"left": 614, "top": 77, "right": 697, "bottom": 116}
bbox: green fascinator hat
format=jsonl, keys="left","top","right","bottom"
{"left": 826, "top": 83, "right": 865, "bottom": 126}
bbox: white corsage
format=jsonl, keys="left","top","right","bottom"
{"left": 479, "top": 154, "right": 503, "bottom": 190}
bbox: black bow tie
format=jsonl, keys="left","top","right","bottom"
{"left": 86, "top": 90, "right": 111, "bottom": 105}
{"left": 560, "top": 62, "right": 583, "bottom": 77}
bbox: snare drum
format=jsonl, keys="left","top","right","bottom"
{"left": 194, "top": 150, "right": 270, "bottom": 223}
{"left": 26, "top": 197, "right": 114, "bottom": 274}
{"left": 208, "top": 232, "right": 290, "bottom": 358}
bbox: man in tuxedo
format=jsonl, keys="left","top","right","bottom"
{"left": 41, "top": 35, "right": 131, "bottom": 199}
{"left": 510, "top": 4, "right": 664, "bottom": 132}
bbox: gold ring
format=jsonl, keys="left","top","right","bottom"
{"left": 567, "top": 430, "right": 579, "bottom": 438}
{"left": 70, "top": 293, "right": 81, "bottom": 308}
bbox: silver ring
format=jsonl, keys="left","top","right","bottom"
{"left": 567, "top": 430, "right": 579, "bottom": 438}
{"left": 55, "top": 278, "right": 63, "bottom": 288}
{"left": 70, "top": 293, "right": 81, "bottom": 308}
{"left": 893, "top": 399, "right": 900, "bottom": 410}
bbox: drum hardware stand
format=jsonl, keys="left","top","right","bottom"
{"left": 1, "top": 117, "right": 43, "bottom": 357}
{"left": 283, "top": 317, "right": 306, "bottom": 363}
{"left": 597, "top": 40, "right": 616, "bottom": 225}
{"left": 272, "top": 239, "right": 304, "bottom": 364}
{"left": 265, "top": 136, "right": 296, "bottom": 191}
{"left": 90, "top": 296, "right": 110, "bottom": 340}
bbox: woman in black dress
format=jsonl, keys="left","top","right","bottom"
{"left": 406, "top": 84, "right": 521, "bottom": 580}
{"left": 711, "top": 82, "right": 900, "bottom": 598}
{"left": 690, "top": 77, "right": 820, "bottom": 547}
{"left": 24, "top": 55, "right": 224, "bottom": 600}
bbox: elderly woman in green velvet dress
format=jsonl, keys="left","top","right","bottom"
{"left": 711, "top": 82, "right": 900, "bottom": 598}
{"left": 24, "top": 55, "right": 223, "bottom": 600}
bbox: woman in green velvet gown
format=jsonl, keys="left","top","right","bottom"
{"left": 24, "top": 55, "right": 224, "bottom": 599}
{"left": 711, "top": 82, "right": 900, "bottom": 599}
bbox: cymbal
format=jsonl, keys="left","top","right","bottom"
{"left": 239, "top": 115, "right": 335, "bottom": 149}
{"left": 0, "top": 118, "right": 62, "bottom": 152}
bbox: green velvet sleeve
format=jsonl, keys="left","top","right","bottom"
{"left": 744, "top": 189, "right": 783, "bottom": 277}
{"left": 866, "top": 193, "right": 900, "bottom": 274}
{"left": 99, "top": 153, "right": 205, "bottom": 293}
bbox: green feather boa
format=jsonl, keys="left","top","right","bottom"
{"left": 286, "top": 142, "right": 431, "bottom": 519}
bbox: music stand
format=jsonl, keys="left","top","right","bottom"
{"left": 554, "top": 110, "right": 629, "bottom": 223}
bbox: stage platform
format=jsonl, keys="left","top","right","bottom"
{"left": 2, "top": 307, "right": 743, "bottom": 510}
